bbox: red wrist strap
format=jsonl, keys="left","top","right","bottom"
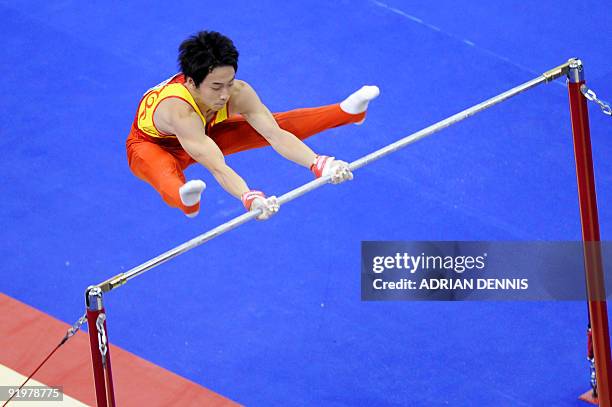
{"left": 310, "top": 155, "right": 331, "bottom": 178}
{"left": 241, "top": 190, "right": 265, "bottom": 210}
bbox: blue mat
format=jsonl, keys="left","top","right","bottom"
{"left": 1, "top": 1, "right": 611, "bottom": 405}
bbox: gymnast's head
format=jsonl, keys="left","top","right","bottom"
{"left": 179, "top": 31, "right": 239, "bottom": 109}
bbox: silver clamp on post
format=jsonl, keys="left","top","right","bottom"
{"left": 581, "top": 85, "right": 612, "bottom": 116}
{"left": 589, "top": 356, "right": 598, "bottom": 397}
{"left": 96, "top": 313, "right": 109, "bottom": 368}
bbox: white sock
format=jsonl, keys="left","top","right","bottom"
{"left": 179, "top": 179, "right": 206, "bottom": 207}
{"left": 340, "top": 85, "right": 380, "bottom": 115}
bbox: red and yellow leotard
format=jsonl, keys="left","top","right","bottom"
{"left": 131, "top": 73, "right": 229, "bottom": 146}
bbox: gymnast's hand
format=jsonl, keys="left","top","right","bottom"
{"left": 241, "top": 190, "right": 280, "bottom": 220}
{"left": 310, "top": 155, "right": 354, "bottom": 184}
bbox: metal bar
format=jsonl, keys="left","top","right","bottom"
{"left": 568, "top": 59, "right": 612, "bottom": 407}
{"left": 351, "top": 76, "right": 545, "bottom": 171}
{"left": 97, "top": 212, "right": 261, "bottom": 292}
{"left": 95, "top": 60, "right": 573, "bottom": 293}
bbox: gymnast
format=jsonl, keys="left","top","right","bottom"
{"left": 126, "top": 31, "right": 379, "bottom": 219}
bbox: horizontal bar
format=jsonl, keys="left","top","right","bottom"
{"left": 351, "top": 76, "right": 546, "bottom": 171}
{"left": 95, "top": 60, "right": 570, "bottom": 293}
{"left": 97, "top": 211, "right": 260, "bottom": 292}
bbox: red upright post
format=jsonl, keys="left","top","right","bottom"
{"left": 86, "top": 287, "right": 116, "bottom": 407}
{"left": 568, "top": 59, "right": 612, "bottom": 407}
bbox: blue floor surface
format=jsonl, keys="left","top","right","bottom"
{"left": 1, "top": 1, "right": 611, "bottom": 405}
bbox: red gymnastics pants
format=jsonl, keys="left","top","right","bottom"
{"left": 126, "top": 104, "right": 366, "bottom": 215}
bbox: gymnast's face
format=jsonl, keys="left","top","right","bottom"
{"left": 187, "top": 66, "right": 235, "bottom": 111}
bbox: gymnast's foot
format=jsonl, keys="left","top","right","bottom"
{"left": 340, "top": 85, "right": 380, "bottom": 124}
{"left": 179, "top": 180, "right": 206, "bottom": 218}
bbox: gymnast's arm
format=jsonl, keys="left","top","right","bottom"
{"left": 233, "top": 81, "right": 353, "bottom": 184}
{"left": 233, "top": 81, "right": 317, "bottom": 168}
{"left": 156, "top": 98, "right": 249, "bottom": 199}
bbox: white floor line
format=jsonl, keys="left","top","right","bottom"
{"left": 371, "top": 0, "right": 566, "bottom": 88}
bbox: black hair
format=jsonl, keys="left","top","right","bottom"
{"left": 178, "top": 31, "right": 239, "bottom": 87}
